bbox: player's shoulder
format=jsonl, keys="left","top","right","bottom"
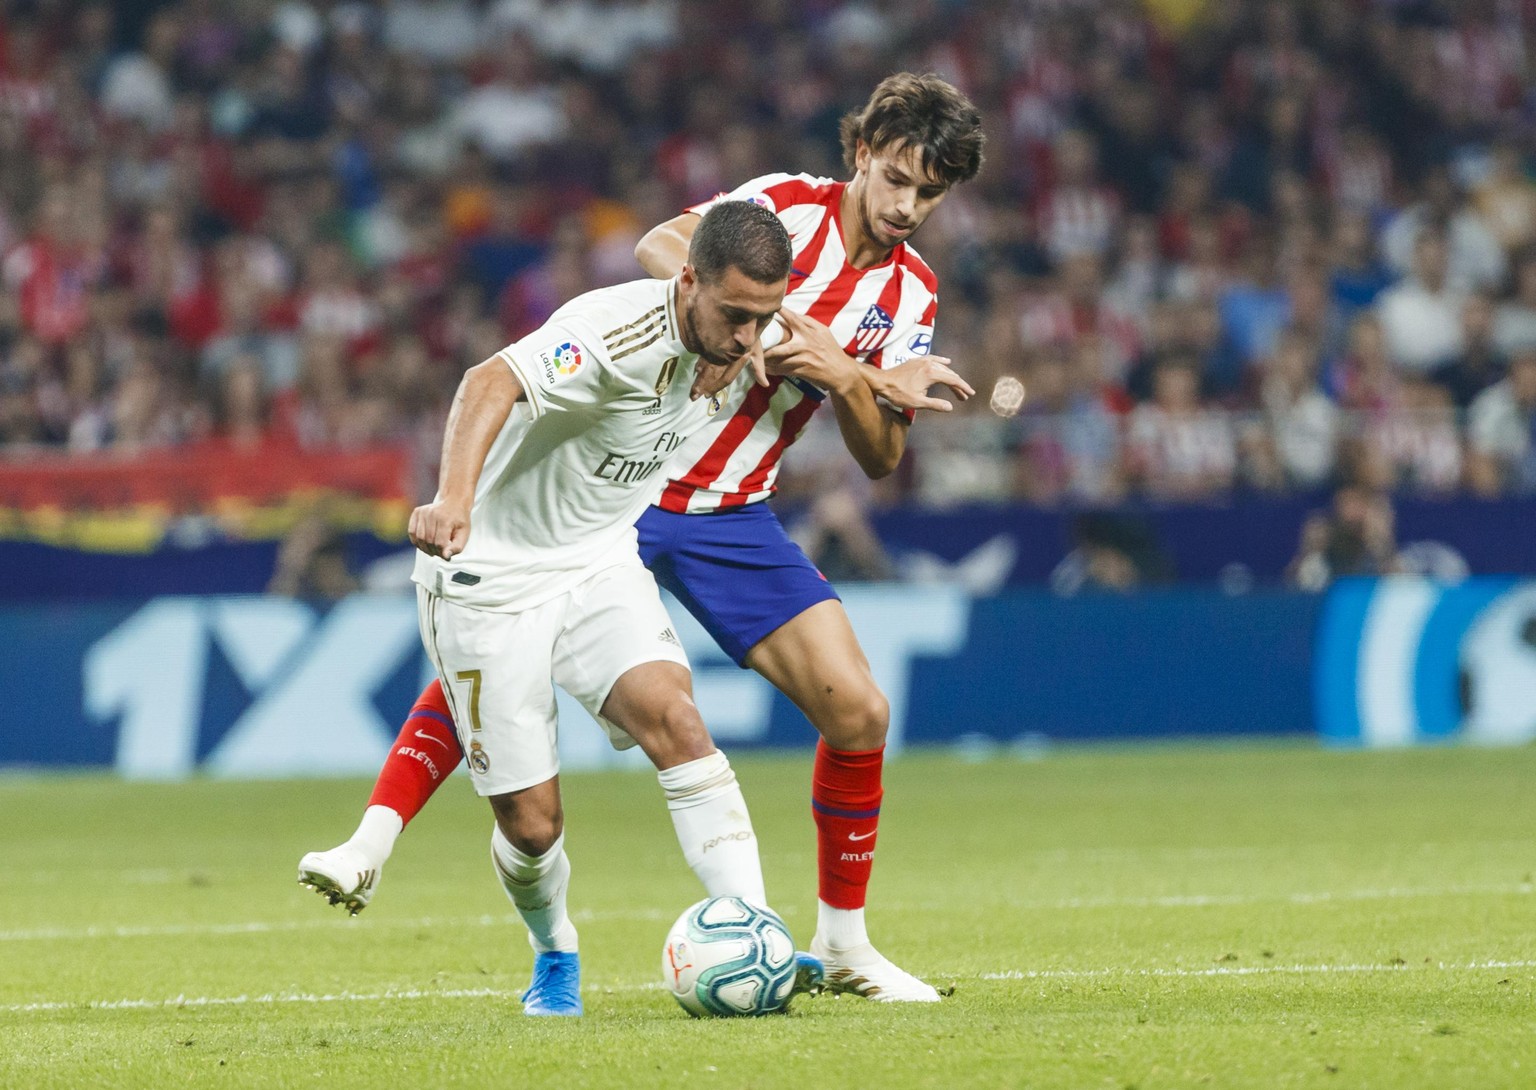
{"left": 894, "top": 242, "right": 939, "bottom": 296}
{"left": 546, "top": 278, "right": 671, "bottom": 347}
{"left": 736, "top": 172, "right": 841, "bottom": 214}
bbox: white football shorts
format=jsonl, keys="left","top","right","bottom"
{"left": 416, "top": 558, "right": 690, "bottom": 796}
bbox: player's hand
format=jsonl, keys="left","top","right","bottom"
{"left": 408, "top": 500, "right": 471, "bottom": 560}
{"left": 871, "top": 354, "right": 974, "bottom": 413}
{"left": 747, "top": 334, "right": 769, "bottom": 387}
{"left": 763, "top": 309, "right": 858, "bottom": 392}
{"left": 689, "top": 353, "right": 751, "bottom": 400}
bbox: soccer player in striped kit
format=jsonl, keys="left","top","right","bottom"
{"left": 300, "top": 73, "right": 984, "bottom": 1002}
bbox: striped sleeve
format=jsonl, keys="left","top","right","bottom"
{"left": 685, "top": 172, "right": 837, "bottom": 217}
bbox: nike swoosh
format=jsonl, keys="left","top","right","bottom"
{"left": 414, "top": 729, "right": 452, "bottom": 751}
{"left": 848, "top": 830, "right": 877, "bottom": 842}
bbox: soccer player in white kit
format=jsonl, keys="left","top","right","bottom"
{"left": 402, "top": 201, "right": 801, "bottom": 1016}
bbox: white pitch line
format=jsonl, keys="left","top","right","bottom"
{"left": 4, "top": 987, "right": 523, "bottom": 1014}
{"left": 981, "top": 959, "right": 1536, "bottom": 982}
{"left": 6, "top": 960, "right": 1532, "bottom": 1017}
{"left": 0, "top": 906, "right": 668, "bottom": 944}
{"left": 1038, "top": 882, "right": 1533, "bottom": 911}
{"left": 878, "top": 882, "right": 1534, "bottom": 914}
{"left": 1, "top": 883, "right": 1524, "bottom": 945}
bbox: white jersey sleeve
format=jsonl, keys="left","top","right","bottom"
{"left": 499, "top": 318, "right": 615, "bottom": 419}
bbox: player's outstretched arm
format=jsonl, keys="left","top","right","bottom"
{"left": 409, "top": 358, "right": 524, "bottom": 560}
{"left": 863, "top": 354, "right": 974, "bottom": 413}
{"left": 766, "top": 309, "right": 907, "bottom": 479}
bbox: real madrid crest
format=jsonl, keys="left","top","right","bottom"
{"left": 707, "top": 395, "right": 722, "bottom": 417}
{"left": 468, "top": 741, "right": 491, "bottom": 774}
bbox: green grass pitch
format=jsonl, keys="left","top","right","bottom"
{"left": 4, "top": 743, "right": 1536, "bottom": 1089}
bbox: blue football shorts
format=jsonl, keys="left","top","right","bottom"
{"left": 636, "top": 502, "right": 840, "bottom": 666}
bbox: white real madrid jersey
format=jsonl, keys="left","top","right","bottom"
{"left": 412, "top": 277, "right": 720, "bottom": 612}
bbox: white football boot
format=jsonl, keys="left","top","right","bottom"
{"left": 297, "top": 844, "right": 381, "bottom": 916}
{"left": 810, "top": 938, "right": 941, "bottom": 1002}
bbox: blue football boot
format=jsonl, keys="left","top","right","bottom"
{"left": 522, "top": 950, "right": 583, "bottom": 1016}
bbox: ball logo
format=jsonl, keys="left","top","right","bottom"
{"left": 552, "top": 342, "right": 583, "bottom": 376}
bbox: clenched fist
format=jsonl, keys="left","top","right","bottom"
{"left": 409, "top": 500, "right": 471, "bottom": 560}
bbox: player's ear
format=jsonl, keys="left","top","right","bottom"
{"left": 855, "top": 140, "right": 871, "bottom": 174}
{"left": 680, "top": 263, "right": 698, "bottom": 292}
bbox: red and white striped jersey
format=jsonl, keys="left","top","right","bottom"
{"left": 657, "top": 173, "right": 938, "bottom": 514}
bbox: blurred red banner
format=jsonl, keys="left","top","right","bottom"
{"left": 0, "top": 443, "right": 411, "bottom": 512}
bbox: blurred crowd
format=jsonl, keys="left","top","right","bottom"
{"left": 2, "top": 0, "right": 1536, "bottom": 521}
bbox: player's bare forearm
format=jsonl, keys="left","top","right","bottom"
{"left": 410, "top": 359, "right": 523, "bottom": 560}
{"left": 635, "top": 214, "right": 699, "bottom": 279}
{"left": 766, "top": 309, "right": 906, "bottom": 477}
{"left": 438, "top": 359, "right": 522, "bottom": 504}
{"left": 828, "top": 378, "right": 908, "bottom": 479}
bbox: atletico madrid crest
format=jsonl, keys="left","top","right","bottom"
{"left": 852, "top": 304, "right": 893, "bottom": 353}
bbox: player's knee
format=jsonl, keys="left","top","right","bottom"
{"left": 508, "top": 814, "right": 562, "bottom": 858}
{"left": 490, "top": 800, "right": 564, "bottom": 858}
{"left": 668, "top": 698, "right": 715, "bottom": 748}
{"left": 648, "top": 692, "right": 715, "bottom": 762}
{"left": 819, "top": 684, "right": 889, "bottom": 750}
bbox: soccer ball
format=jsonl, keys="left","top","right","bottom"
{"left": 661, "top": 896, "right": 798, "bottom": 1017}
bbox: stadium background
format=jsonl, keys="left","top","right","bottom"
{"left": 7, "top": 3, "right": 1536, "bottom": 1087}
{"left": 1, "top": 0, "right": 1534, "bottom": 766}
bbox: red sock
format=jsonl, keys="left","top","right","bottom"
{"left": 811, "top": 740, "right": 884, "bottom": 910}
{"left": 367, "top": 680, "right": 462, "bottom": 826}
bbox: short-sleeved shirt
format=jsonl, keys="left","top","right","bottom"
{"left": 656, "top": 173, "right": 939, "bottom": 514}
{"left": 412, "top": 277, "right": 719, "bottom": 612}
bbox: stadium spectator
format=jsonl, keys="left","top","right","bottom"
{"left": 8, "top": 0, "right": 1536, "bottom": 534}
{"left": 1466, "top": 349, "right": 1536, "bottom": 496}
{"left": 1249, "top": 327, "right": 1338, "bottom": 490}
{"left": 1474, "top": 142, "right": 1536, "bottom": 255}
{"left": 1381, "top": 166, "right": 1505, "bottom": 294}
{"left": 1287, "top": 484, "right": 1402, "bottom": 591}
{"left": 1429, "top": 294, "right": 1506, "bottom": 409}
{"left": 1493, "top": 249, "right": 1536, "bottom": 356}
{"left": 1125, "top": 354, "right": 1238, "bottom": 502}
{"left": 1376, "top": 230, "right": 1465, "bottom": 374}
{"left": 1327, "top": 209, "right": 1393, "bottom": 316}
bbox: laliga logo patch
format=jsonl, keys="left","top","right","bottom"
{"left": 538, "top": 340, "right": 586, "bottom": 386}
{"left": 552, "top": 341, "right": 583, "bottom": 375}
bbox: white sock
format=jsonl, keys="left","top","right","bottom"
{"left": 816, "top": 900, "right": 870, "bottom": 950}
{"left": 346, "top": 805, "right": 404, "bottom": 867}
{"left": 657, "top": 751, "right": 767, "bottom": 905}
{"left": 490, "top": 826, "right": 578, "bottom": 954}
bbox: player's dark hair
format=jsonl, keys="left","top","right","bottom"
{"left": 689, "top": 200, "right": 793, "bottom": 286}
{"left": 840, "top": 72, "right": 985, "bottom": 188}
